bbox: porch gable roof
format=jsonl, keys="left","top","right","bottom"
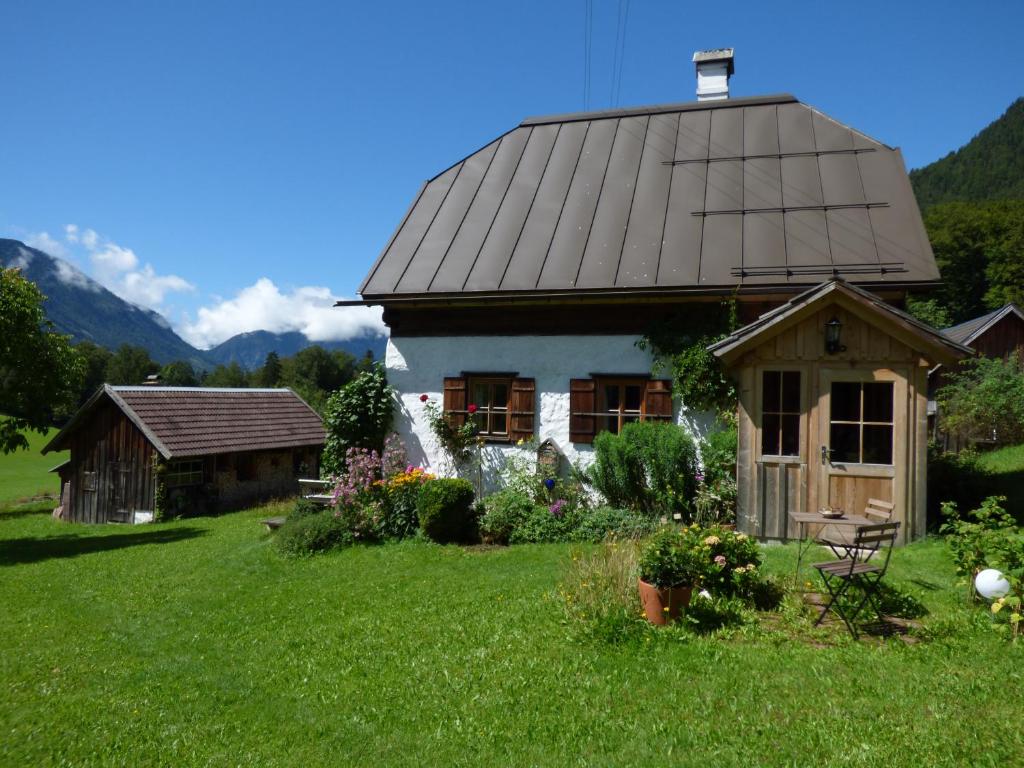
{"left": 708, "top": 279, "right": 973, "bottom": 367}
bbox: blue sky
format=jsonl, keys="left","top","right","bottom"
{"left": 2, "top": 1, "right": 1021, "bottom": 348}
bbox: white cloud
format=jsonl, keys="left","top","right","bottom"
{"left": 180, "top": 277, "right": 385, "bottom": 349}
{"left": 53, "top": 258, "right": 99, "bottom": 290}
{"left": 61, "top": 224, "right": 194, "bottom": 312}
{"left": 25, "top": 231, "right": 71, "bottom": 260}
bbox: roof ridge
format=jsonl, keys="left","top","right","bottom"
{"left": 519, "top": 94, "right": 797, "bottom": 127}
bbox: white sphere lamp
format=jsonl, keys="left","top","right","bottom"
{"left": 975, "top": 568, "right": 1011, "bottom": 600}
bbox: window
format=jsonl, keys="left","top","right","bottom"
{"left": 468, "top": 376, "right": 511, "bottom": 439}
{"left": 761, "top": 371, "right": 801, "bottom": 457}
{"left": 569, "top": 377, "right": 673, "bottom": 443}
{"left": 443, "top": 375, "right": 535, "bottom": 443}
{"left": 165, "top": 459, "right": 204, "bottom": 487}
{"left": 829, "top": 381, "right": 894, "bottom": 464}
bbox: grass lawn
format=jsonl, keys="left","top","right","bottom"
{"left": 2, "top": 503, "right": 1023, "bottom": 767}
{"left": 0, "top": 429, "right": 64, "bottom": 504}
{"left": 977, "top": 443, "right": 1024, "bottom": 518}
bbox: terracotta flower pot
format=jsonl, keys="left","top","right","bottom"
{"left": 638, "top": 578, "right": 693, "bottom": 625}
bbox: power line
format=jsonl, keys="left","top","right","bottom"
{"left": 584, "top": 0, "right": 593, "bottom": 110}
{"left": 613, "top": 0, "right": 632, "bottom": 107}
{"left": 609, "top": 0, "right": 624, "bottom": 107}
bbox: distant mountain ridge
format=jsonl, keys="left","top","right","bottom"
{"left": 206, "top": 330, "right": 386, "bottom": 370}
{"left": 1, "top": 238, "right": 386, "bottom": 371}
{"left": 910, "top": 97, "right": 1024, "bottom": 208}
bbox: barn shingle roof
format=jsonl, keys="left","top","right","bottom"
{"left": 44, "top": 386, "right": 326, "bottom": 459}
{"left": 357, "top": 94, "right": 939, "bottom": 303}
{"left": 942, "top": 303, "right": 1024, "bottom": 346}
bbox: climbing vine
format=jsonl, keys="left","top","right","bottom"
{"left": 636, "top": 298, "right": 740, "bottom": 420}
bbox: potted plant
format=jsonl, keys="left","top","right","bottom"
{"left": 637, "top": 528, "right": 702, "bottom": 625}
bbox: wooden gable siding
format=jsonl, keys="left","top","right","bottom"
{"left": 971, "top": 312, "right": 1024, "bottom": 361}
{"left": 65, "top": 399, "right": 156, "bottom": 523}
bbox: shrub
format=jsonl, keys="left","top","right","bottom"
{"left": 937, "top": 353, "right": 1024, "bottom": 448}
{"left": 695, "top": 426, "right": 739, "bottom": 525}
{"left": 378, "top": 466, "right": 432, "bottom": 540}
{"left": 941, "top": 495, "right": 1017, "bottom": 600}
{"left": 589, "top": 421, "right": 699, "bottom": 519}
{"left": 322, "top": 364, "right": 395, "bottom": 476}
{"left": 275, "top": 511, "right": 354, "bottom": 556}
{"left": 927, "top": 443, "right": 993, "bottom": 528}
{"left": 637, "top": 528, "right": 704, "bottom": 588}
{"left": 417, "top": 478, "right": 477, "bottom": 543}
{"left": 291, "top": 497, "right": 323, "bottom": 521}
{"left": 508, "top": 502, "right": 585, "bottom": 544}
{"left": 479, "top": 489, "right": 536, "bottom": 545}
{"left": 573, "top": 506, "right": 659, "bottom": 543}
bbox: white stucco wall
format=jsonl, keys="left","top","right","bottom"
{"left": 386, "top": 335, "right": 716, "bottom": 488}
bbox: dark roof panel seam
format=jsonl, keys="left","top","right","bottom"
{"left": 497, "top": 123, "right": 562, "bottom": 290}
{"left": 654, "top": 112, "right": 682, "bottom": 284}
{"left": 696, "top": 112, "right": 713, "bottom": 283}
{"left": 854, "top": 150, "right": 884, "bottom": 268}
{"left": 426, "top": 135, "right": 506, "bottom": 292}
{"left": 775, "top": 105, "right": 793, "bottom": 274}
{"left": 809, "top": 113, "right": 836, "bottom": 269}
{"left": 460, "top": 126, "right": 534, "bottom": 291}
{"left": 740, "top": 107, "right": 746, "bottom": 281}
{"left": 613, "top": 114, "right": 652, "bottom": 285}
{"left": 532, "top": 120, "right": 592, "bottom": 289}
{"left": 392, "top": 156, "right": 469, "bottom": 293}
{"left": 572, "top": 117, "right": 622, "bottom": 288}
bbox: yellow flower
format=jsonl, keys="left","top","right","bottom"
{"left": 704, "top": 535, "right": 720, "bottom": 546}
{"left": 992, "top": 600, "right": 1004, "bottom": 614}
{"left": 662, "top": 606, "right": 670, "bottom": 613}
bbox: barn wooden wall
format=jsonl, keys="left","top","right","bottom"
{"left": 65, "top": 401, "right": 156, "bottom": 524}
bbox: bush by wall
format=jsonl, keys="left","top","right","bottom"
{"left": 589, "top": 421, "right": 699, "bottom": 518}
{"left": 275, "top": 511, "right": 355, "bottom": 556}
{"left": 417, "top": 478, "right": 477, "bottom": 543}
{"left": 322, "top": 364, "right": 395, "bottom": 476}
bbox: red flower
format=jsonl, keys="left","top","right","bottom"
{"left": 467, "top": 404, "right": 478, "bottom": 414}
{"left": 419, "top": 394, "right": 429, "bottom": 402}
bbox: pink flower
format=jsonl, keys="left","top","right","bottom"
{"left": 714, "top": 555, "right": 727, "bottom": 567}
{"left": 406, "top": 464, "right": 414, "bottom": 473}
{"left": 419, "top": 394, "right": 429, "bottom": 402}
{"left": 467, "top": 404, "right": 478, "bottom": 414}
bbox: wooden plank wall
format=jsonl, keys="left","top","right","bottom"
{"left": 65, "top": 400, "right": 156, "bottom": 524}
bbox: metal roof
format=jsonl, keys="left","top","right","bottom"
{"left": 358, "top": 94, "right": 939, "bottom": 303}
{"left": 43, "top": 386, "right": 325, "bottom": 459}
{"left": 942, "top": 303, "right": 1024, "bottom": 346}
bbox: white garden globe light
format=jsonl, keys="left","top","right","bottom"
{"left": 975, "top": 569, "right": 1011, "bottom": 600}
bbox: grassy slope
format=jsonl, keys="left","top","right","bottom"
{"left": 1, "top": 504, "right": 1022, "bottom": 767}
{"left": 0, "top": 428, "right": 65, "bottom": 503}
{"left": 977, "top": 443, "right": 1024, "bottom": 518}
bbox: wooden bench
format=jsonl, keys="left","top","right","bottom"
{"left": 260, "top": 516, "right": 287, "bottom": 531}
{"left": 299, "top": 478, "right": 334, "bottom": 506}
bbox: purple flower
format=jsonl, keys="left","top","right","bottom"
{"left": 543, "top": 478, "right": 556, "bottom": 491}
{"left": 549, "top": 499, "right": 566, "bottom": 518}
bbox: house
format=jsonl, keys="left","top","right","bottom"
{"left": 42, "top": 386, "right": 325, "bottom": 523}
{"left": 341, "top": 50, "right": 955, "bottom": 539}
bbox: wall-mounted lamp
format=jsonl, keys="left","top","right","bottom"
{"left": 824, "top": 316, "right": 846, "bottom": 354}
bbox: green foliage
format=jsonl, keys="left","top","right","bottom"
{"left": 290, "top": 497, "right": 323, "bottom": 521}
{"left": 910, "top": 97, "right": 1024, "bottom": 208}
{"left": 73, "top": 340, "right": 112, "bottom": 406}
{"left": 275, "top": 510, "right": 355, "bottom": 556}
{"left": 940, "top": 495, "right": 1016, "bottom": 585}
{"left": 696, "top": 426, "right": 738, "bottom": 525}
{"left": 282, "top": 346, "right": 356, "bottom": 413}
{"left": 927, "top": 443, "right": 993, "bottom": 526}
{"left": 254, "top": 351, "right": 281, "bottom": 387}
{"left": 904, "top": 296, "right": 952, "bottom": 329}
{"left": 937, "top": 353, "right": 1024, "bottom": 447}
{"left": 638, "top": 528, "right": 705, "bottom": 588}
{"left": 321, "top": 363, "right": 395, "bottom": 476}
{"left": 203, "top": 361, "right": 249, "bottom": 388}
{"left": 479, "top": 489, "right": 536, "bottom": 545}
{"left": 572, "top": 506, "right": 659, "bottom": 542}
{"left": 637, "top": 300, "right": 738, "bottom": 416}
{"left": 416, "top": 478, "right": 476, "bottom": 543}
{"left": 919, "top": 200, "right": 1024, "bottom": 323}
{"left": 421, "top": 397, "right": 478, "bottom": 468}
{"left": 159, "top": 360, "right": 199, "bottom": 386}
{"left": 106, "top": 344, "right": 159, "bottom": 385}
{"left": 589, "top": 421, "right": 698, "bottom": 518}
{"left": 558, "top": 538, "right": 648, "bottom": 644}
{"left": 0, "top": 427, "right": 64, "bottom": 502}
{"left": 0, "top": 268, "right": 84, "bottom": 452}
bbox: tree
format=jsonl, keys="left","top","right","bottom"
{"left": 204, "top": 362, "right": 249, "bottom": 388}
{"left": 74, "top": 340, "right": 113, "bottom": 405}
{"left": 937, "top": 353, "right": 1024, "bottom": 447}
{"left": 282, "top": 345, "right": 356, "bottom": 412}
{"left": 321, "top": 363, "right": 394, "bottom": 476}
{"left": 257, "top": 351, "right": 282, "bottom": 387}
{"left": 0, "top": 268, "right": 84, "bottom": 453}
{"left": 107, "top": 344, "right": 159, "bottom": 385}
{"left": 904, "top": 296, "right": 952, "bottom": 330}
{"left": 160, "top": 360, "right": 199, "bottom": 387}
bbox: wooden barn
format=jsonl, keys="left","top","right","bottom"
{"left": 710, "top": 280, "right": 970, "bottom": 543}
{"left": 42, "top": 386, "right": 326, "bottom": 524}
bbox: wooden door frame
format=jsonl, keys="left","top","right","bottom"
{"left": 816, "top": 366, "right": 908, "bottom": 538}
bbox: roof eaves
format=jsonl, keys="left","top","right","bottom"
{"left": 41, "top": 384, "right": 111, "bottom": 454}
{"left": 104, "top": 386, "right": 175, "bottom": 459}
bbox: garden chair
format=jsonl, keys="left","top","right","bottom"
{"left": 819, "top": 498, "right": 894, "bottom": 560}
{"left": 812, "top": 521, "right": 900, "bottom": 639}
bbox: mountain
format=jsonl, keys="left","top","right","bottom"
{"left": 910, "top": 97, "right": 1024, "bottom": 208}
{"left": 0, "top": 238, "right": 209, "bottom": 369}
{"left": 206, "top": 330, "right": 387, "bottom": 370}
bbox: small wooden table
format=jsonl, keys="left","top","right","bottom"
{"left": 788, "top": 510, "right": 877, "bottom": 581}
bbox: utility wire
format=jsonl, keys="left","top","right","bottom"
{"left": 613, "top": 0, "right": 632, "bottom": 107}
{"left": 583, "top": 0, "right": 593, "bottom": 110}
{"left": 609, "top": 0, "right": 624, "bottom": 107}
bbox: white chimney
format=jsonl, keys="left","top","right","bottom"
{"left": 692, "top": 48, "right": 734, "bottom": 101}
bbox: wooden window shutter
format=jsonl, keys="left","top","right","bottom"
{"left": 509, "top": 378, "right": 535, "bottom": 442}
{"left": 569, "top": 378, "right": 597, "bottom": 444}
{"left": 644, "top": 379, "right": 674, "bottom": 422}
{"left": 443, "top": 377, "right": 467, "bottom": 429}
